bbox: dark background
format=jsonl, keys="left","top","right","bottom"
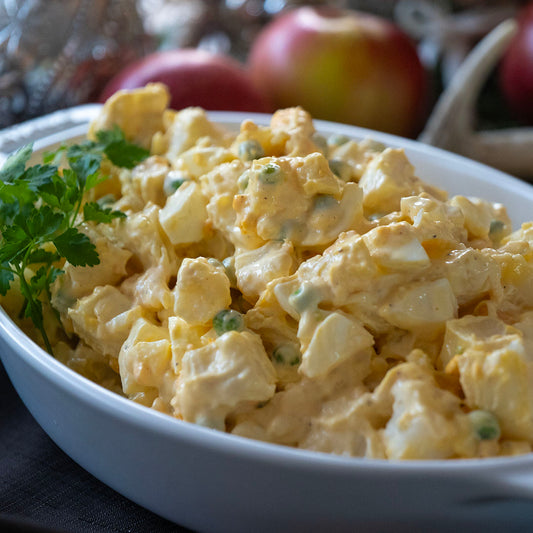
{"left": 0, "top": 361, "right": 190, "bottom": 533}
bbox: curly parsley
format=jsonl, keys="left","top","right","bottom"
{"left": 0, "top": 127, "right": 149, "bottom": 354}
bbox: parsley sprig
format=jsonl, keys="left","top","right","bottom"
{"left": 0, "top": 127, "right": 149, "bottom": 354}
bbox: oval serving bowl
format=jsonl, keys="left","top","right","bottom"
{"left": 2, "top": 108, "right": 533, "bottom": 532}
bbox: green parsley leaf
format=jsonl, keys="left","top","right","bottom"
{"left": 94, "top": 127, "right": 124, "bottom": 145}
{"left": 21, "top": 164, "right": 58, "bottom": 192}
{"left": 0, "top": 125, "right": 144, "bottom": 354}
{"left": 43, "top": 144, "right": 67, "bottom": 165}
{"left": 53, "top": 227, "right": 99, "bottom": 267}
{"left": 69, "top": 153, "right": 102, "bottom": 188}
{"left": 27, "top": 249, "right": 61, "bottom": 265}
{"left": 83, "top": 202, "right": 126, "bottom": 224}
{"left": 85, "top": 172, "right": 109, "bottom": 191}
{"left": 22, "top": 295, "right": 44, "bottom": 332}
{"left": 66, "top": 140, "right": 101, "bottom": 161}
{"left": 0, "top": 265, "right": 15, "bottom": 296}
{"left": 48, "top": 266, "right": 63, "bottom": 286}
{"left": 29, "top": 266, "right": 51, "bottom": 294}
{"left": 38, "top": 174, "right": 68, "bottom": 210}
{"left": 96, "top": 126, "right": 150, "bottom": 169}
{"left": 0, "top": 225, "right": 31, "bottom": 264}
{"left": 103, "top": 140, "right": 150, "bottom": 169}
{"left": 0, "top": 180, "right": 35, "bottom": 221}
{"left": 0, "top": 179, "right": 28, "bottom": 203}
{"left": 0, "top": 144, "right": 33, "bottom": 182}
{"left": 26, "top": 206, "right": 65, "bottom": 241}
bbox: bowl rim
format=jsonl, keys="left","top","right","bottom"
{"left": 2, "top": 106, "right": 533, "bottom": 477}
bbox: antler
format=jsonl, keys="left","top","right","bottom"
{"left": 419, "top": 19, "right": 533, "bottom": 180}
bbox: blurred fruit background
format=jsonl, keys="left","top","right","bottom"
{"left": 0, "top": 0, "right": 532, "bottom": 174}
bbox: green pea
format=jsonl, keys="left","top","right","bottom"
{"left": 164, "top": 172, "right": 188, "bottom": 196}
{"left": 365, "top": 140, "right": 386, "bottom": 152}
{"left": 276, "top": 219, "right": 297, "bottom": 241}
{"left": 288, "top": 284, "right": 320, "bottom": 313}
{"left": 328, "top": 159, "right": 351, "bottom": 182}
{"left": 311, "top": 132, "right": 328, "bottom": 155}
{"left": 207, "top": 258, "right": 224, "bottom": 269}
{"left": 272, "top": 343, "right": 301, "bottom": 366}
{"left": 237, "top": 170, "right": 250, "bottom": 191}
{"left": 289, "top": 287, "right": 304, "bottom": 308}
{"left": 238, "top": 139, "right": 264, "bottom": 161}
{"left": 213, "top": 309, "right": 244, "bottom": 336}
{"left": 489, "top": 219, "right": 505, "bottom": 236}
{"left": 195, "top": 415, "right": 225, "bottom": 431}
{"left": 328, "top": 134, "right": 350, "bottom": 147}
{"left": 469, "top": 410, "right": 501, "bottom": 441}
{"left": 222, "top": 256, "right": 237, "bottom": 287}
{"left": 97, "top": 193, "right": 116, "bottom": 207}
{"left": 314, "top": 194, "right": 337, "bottom": 210}
{"left": 259, "top": 162, "right": 282, "bottom": 185}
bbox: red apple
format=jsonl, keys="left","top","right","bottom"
{"left": 499, "top": 2, "right": 533, "bottom": 124}
{"left": 247, "top": 6, "right": 428, "bottom": 137}
{"left": 99, "top": 48, "right": 272, "bottom": 113}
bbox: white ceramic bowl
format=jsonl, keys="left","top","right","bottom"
{"left": 2, "top": 108, "right": 533, "bottom": 532}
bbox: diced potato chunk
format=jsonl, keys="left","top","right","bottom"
{"left": 359, "top": 148, "right": 418, "bottom": 213}
{"left": 235, "top": 241, "right": 296, "bottom": 301}
{"left": 300, "top": 311, "right": 373, "bottom": 378}
{"left": 159, "top": 181, "right": 207, "bottom": 245}
{"left": 168, "top": 316, "right": 202, "bottom": 371}
{"left": 173, "top": 331, "right": 276, "bottom": 429}
{"left": 450, "top": 195, "right": 510, "bottom": 242}
{"left": 130, "top": 155, "right": 170, "bottom": 206}
{"left": 119, "top": 318, "right": 171, "bottom": 398}
{"left": 69, "top": 285, "right": 146, "bottom": 358}
{"left": 379, "top": 278, "right": 457, "bottom": 335}
{"left": 175, "top": 145, "right": 236, "bottom": 179}
{"left": 456, "top": 335, "right": 533, "bottom": 440}
{"left": 173, "top": 257, "right": 231, "bottom": 325}
{"left": 383, "top": 363, "right": 475, "bottom": 459}
{"left": 363, "top": 222, "right": 429, "bottom": 270}
{"left": 163, "top": 107, "right": 232, "bottom": 162}
{"left": 52, "top": 226, "right": 132, "bottom": 308}
{"left": 440, "top": 315, "right": 509, "bottom": 368}
{"left": 89, "top": 83, "right": 169, "bottom": 149}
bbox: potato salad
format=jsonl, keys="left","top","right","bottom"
{"left": 5, "top": 82, "right": 533, "bottom": 460}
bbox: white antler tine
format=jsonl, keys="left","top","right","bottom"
{"left": 419, "top": 19, "right": 518, "bottom": 148}
{"left": 419, "top": 18, "right": 533, "bottom": 178}
{"left": 468, "top": 128, "right": 533, "bottom": 179}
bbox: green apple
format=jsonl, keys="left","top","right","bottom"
{"left": 248, "top": 6, "right": 428, "bottom": 137}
